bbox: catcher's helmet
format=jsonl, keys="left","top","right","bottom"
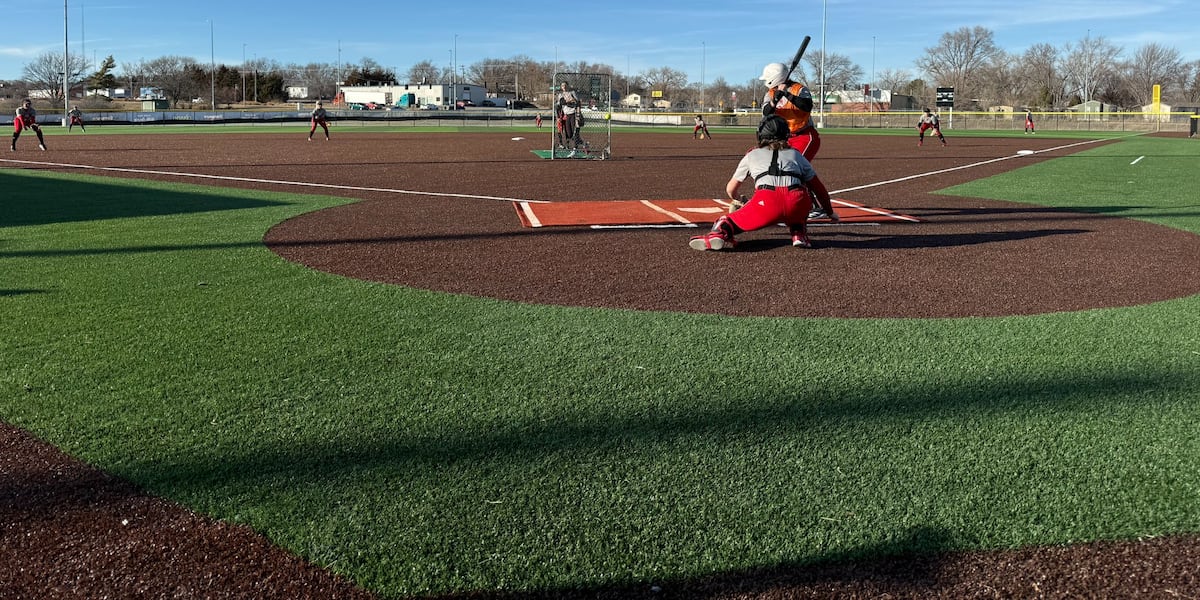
{"left": 757, "top": 115, "right": 790, "bottom": 143}
{"left": 759, "top": 62, "right": 789, "bottom": 88}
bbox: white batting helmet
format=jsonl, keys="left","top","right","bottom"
{"left": 759, "top": 62, "right": 788, "bottom": 88}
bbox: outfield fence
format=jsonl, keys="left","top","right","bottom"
{"left": 2, "top": 108, "right": 1197, "bottom": 134}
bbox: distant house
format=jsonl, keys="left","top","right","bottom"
{"left": 621, "top": 93, "right": 643, "bottom": 108}
{"left": 1141, "top": 102, "right": 1172, "bottom": 122}
{"left": 823, "top": 89, "right": 916, "bottom": 112}
{"left": 339, "top": 83, "right": 484, "bottom": 108}
{"left": 1067, "top": 99, "right": 1107, "bottom": 113}
{"left": 87, "top": 88, "right": 133, "bottom": 99}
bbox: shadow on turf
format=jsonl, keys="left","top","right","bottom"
{"left": 427, "top": 526, "right": 956, "bottom": 600}
{"left": 0, "top": 170, "right": 288, "bottom": 228}
{"left": 102, "top": 366, "right": 1193, "bottom": 597}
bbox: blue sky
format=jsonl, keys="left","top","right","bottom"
{"left": 3, "top": 0, "right": 1197, "bottom": 88}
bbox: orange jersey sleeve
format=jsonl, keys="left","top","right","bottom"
{"left": 765, "top": 83, "right": 814, "bottom": 134}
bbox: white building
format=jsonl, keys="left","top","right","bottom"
{"left": 339, "top": 83, "right": 486, "bottom": 108}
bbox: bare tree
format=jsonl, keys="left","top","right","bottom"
{"left": 876, "top": 68, "right": 914, "bottom": 93}
{"left": 289, "top": 62, "right": 340, "bottom": 100}
{"left": 1175, "top": 60, "right": 1200, "bottom": 104}
{"left": 141, "top": 55, "right": 202, "bottom": 107}
{"left": 916, "top": 26, "right": 1001, "bottom": 108}
{"left": 21, "top": 51, "right": 90, "bottom": 101}
{"left": 739, "top": 79, "right": 765, "bottom": 108}
{"left": 1118, "top": 43, "right": 1184, "bottom": 107}
{"left": 407, "top": 60, "right": 442, "bottom": 84}
{"left": 116, "top": 59, "right": 148, "bottom": 98}
{"left": 975, "top": 51, "right": 1024, "bottom": 107}
{"left": 469, "top": 60, "right": 527, "bottom": 97}
{"left": 804, "top": 50, "right": 865, "bottom": 95}
{"left": 706, "top": 76, "right": 734, "bottom": 110}
{"left": 1021, "top": 43, "right": 1063, "bottom": 109}
{"left": 639, "top": 67, "right": 689, "bottom": 102}
{"left": 1061, "top": 35, "right": 1122, "bottom": 105}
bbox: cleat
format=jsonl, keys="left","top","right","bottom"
{"left": 807, "top": 208, "right": 839, "bottom": 223}
{"left": 791, "top": 232, "right": 813, "bottom": 248}
{"left": 39, "top": 144, "right": 46, "bottom": 151}
{"left": 688, "top": 231, "right": 735, "bottom": 251}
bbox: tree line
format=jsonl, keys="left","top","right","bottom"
{"left": 7, "top": 26, "right": 1200, "bottom": 111}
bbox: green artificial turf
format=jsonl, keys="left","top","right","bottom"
{"left": 3, "top": 135, "right": 1200, "bottom": 597}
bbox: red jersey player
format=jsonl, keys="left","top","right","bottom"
{"left": 12, "top": 99, "right": 47, "bottom": 151}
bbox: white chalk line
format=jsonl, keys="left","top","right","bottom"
{"left": 1131, "top": 156, "right": 1145, "bottom": 165}
{"left": 640, "top": 200, "right": 692, "bottom": 224}
{"left": 828, "top": 137, "right": 1112, "bottom": 196}
{"left": 2, "top": 137, "right": 1116, "bottom": 214}
{"left": 0, "top": 157, "right": 547, "bottom": 204}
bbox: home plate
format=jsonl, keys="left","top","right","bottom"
{"left": 513, "top": 198, "right": 919, "bottom": 228}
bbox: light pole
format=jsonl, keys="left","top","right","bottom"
{"left": 1083, "top": 29, "right": 1090, "bottom": 103}
{"left": 818, "top": 0, "right": 827, "bottom": 127}
{"left": 63, "top": 0, "right": 69, "bottom": 125}
{"left": 208, "top": 19, "right": 215, "bottom": 110}
{"left": 241, "top": 43, "right": 246, "bottom": 103}
{"left": 700, "top": 41, "right": 706, "bottom": 112}
{"left": 253, "top": 53, "right": 258, "bottom": 102}
{"left": 453, "top": 34, "right": 458, "bottom": 107}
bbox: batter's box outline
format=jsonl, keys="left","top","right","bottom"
{"left": 513, "top": 198, "right": 920, "bottom": 228}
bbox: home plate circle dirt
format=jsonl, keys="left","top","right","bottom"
{"left": 263, "top": 133, "right": 1200, "bottom": 318}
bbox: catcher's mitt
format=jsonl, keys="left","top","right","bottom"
{"left": 728, "top": 195, "right": 746, "bottom": 213}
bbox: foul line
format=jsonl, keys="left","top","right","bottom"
{"left": 3, "top": 136, "right": 1121, "bottom": 208}
{"left": 0, "top": 157, "right": 548, "bottom": 204}
{"left": 828, "top": 137, "right": 1113, "bottom": 195}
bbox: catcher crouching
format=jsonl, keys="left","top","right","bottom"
{"left": 690, "top": 115, "right": 836, "bottom": 251}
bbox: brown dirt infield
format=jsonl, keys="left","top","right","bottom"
{"left": 4, "top": 130, "right": 1200, "bottom": 598}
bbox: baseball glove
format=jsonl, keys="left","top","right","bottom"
{"left": 728, "top": 195, "right": 746, "bottom": 213}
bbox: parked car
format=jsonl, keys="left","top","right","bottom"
{"left": 421, "top": 104, "right": 440, "bottom": 110}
